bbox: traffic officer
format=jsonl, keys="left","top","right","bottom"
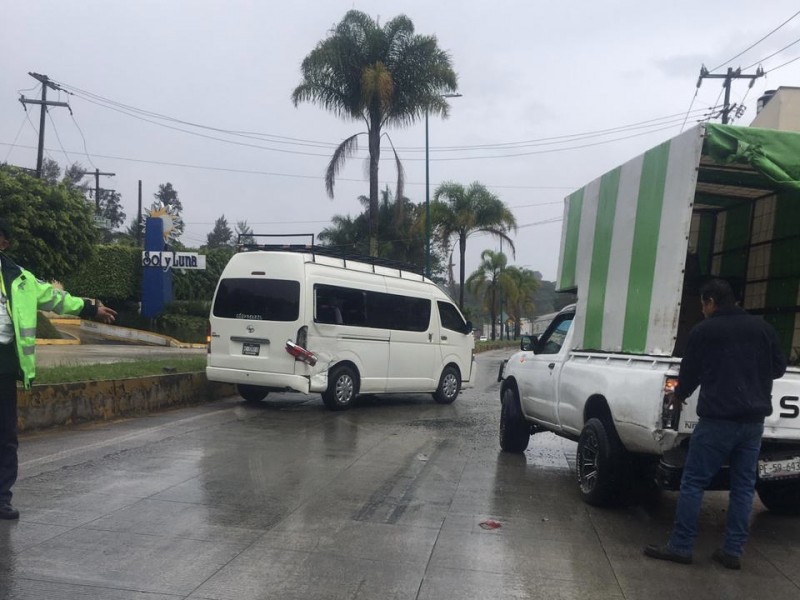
{"left": 0, "top": 218, "right": 116, "bottom": 520}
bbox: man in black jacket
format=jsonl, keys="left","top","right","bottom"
{"left": 645, "top": 278, "right": 786, "bottom": 569}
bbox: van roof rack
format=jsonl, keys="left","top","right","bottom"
{"left": 237, "top": 236, "right": 425, "bottom": 276}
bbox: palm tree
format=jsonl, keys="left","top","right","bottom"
{"left": 503, "top": 266, "right": 540, "bottom": 338}
{"left": 467, "top": 250, "right": 508, "bottom": 341}
{"left": 292, "top": 11, "right": 458, "bottom": 256}
{"left": 431, "top": 181, "right": 517, "bottom": 310}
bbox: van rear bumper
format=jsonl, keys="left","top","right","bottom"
{"left": 206, "top": 367, "right": 311, "bottom": 394}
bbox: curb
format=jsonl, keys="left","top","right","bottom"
{"left": 17, "top": 372, "right": 235, "bottom": 433}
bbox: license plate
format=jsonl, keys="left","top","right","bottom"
{"left": 242, "top": 342, "right": 260, "bottom": 356}
{"left": 758, "top": 457, "right": 800, "bottom": 480}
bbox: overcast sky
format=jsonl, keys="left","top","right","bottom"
{"left": 3, "top": 1, "right": 800, "bottom": 281}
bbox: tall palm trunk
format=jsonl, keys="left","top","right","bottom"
{"left": 458, "top": 232, "right": 467, "bottom": 310}
{"left": 368, "top": 117, "right": 381, "bottom": 256}
{"left": 490, "top": 285, "right": 497, "bottom": 340}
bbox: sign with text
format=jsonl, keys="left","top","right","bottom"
{"left": 142, "top": 251, "right": 206, "bottom": 270}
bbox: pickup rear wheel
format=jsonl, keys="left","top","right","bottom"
{"left": 577, "top": 418, "right": 624, "bottom": 507}
{"left": 322, "top": 365, "right": 358, "bottom": 411}
{"left": 237, "top": 384, "right": 269, "bottom": 403}
{"left": 757, "top": 480, "right": 800, "bottom": 515}
{"left": 499, "top": 387, "right": 530, "bottom": 453}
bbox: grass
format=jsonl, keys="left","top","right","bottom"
{"left": 34, "top": 357, "right": 207, "bottom": 385}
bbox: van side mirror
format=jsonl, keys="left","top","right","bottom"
{"left": 464, "top": 320, "right": 472, "bottom": 334}
{"left": 521, "top": 334, "right": 538, "bottom": 352}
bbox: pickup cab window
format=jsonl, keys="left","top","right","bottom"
{"left": 536, "top": 314, "right": 574, "bottom": 354}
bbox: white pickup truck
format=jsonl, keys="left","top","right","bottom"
{"left": 499, "top": 123, "right": 800, "bottom": 513}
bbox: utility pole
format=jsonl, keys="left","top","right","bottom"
{"left": 137, "top": 180, "right": 143, "bottom": 247}
{"left": 77, "top": 168, "right": 115, "bottom": 214}
{"left": 18, "top": 73, "right": 70, "bottom": 178}
{"left": 697, "top": 65, "right": 764, "bottom": 124}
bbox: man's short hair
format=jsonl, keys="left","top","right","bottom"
{"left": 700, "top": 278, "right": 735, "bottom": 307}
{"left": 0, "top": 218, "right": 9, "bottom": 240}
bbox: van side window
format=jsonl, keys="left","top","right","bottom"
{"left": 438, "top": 301, "right": 468, "bottom": 334}
{"left": 315, "top": 285, "right": 431, "bottom": 331}
{"left": 213, "top": 278, "right": 300, "bottom": 321}
{"left": 536, "top": 315, "right": 574, "bottom": 354}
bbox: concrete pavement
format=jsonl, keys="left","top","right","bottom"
{"left": 1, "top": 350, "right": 799, "bottom": 599}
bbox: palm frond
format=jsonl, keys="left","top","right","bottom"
{"left": 325, "top": 133, "right": 364, "bottom": 198}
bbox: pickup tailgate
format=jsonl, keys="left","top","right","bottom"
{"left": 764, "top": 368, "right": 800, "bottom": 441}
{"left": 678, "top": 368, "right": 800, "bottom": 440}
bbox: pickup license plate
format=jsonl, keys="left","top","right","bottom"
{"left": 242, "top": 342, "right": 260, "bottom": 356}
{"left": 758, "top": 457, "right": 800, "bottom": 480}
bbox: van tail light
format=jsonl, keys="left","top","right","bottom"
{"left": 661, "top": 375, "right": 680, "bottom": 430}
{"left": 286, "top": 326, "right": 317, "bottom": 366}
{"left": 206, "top": 322, "right": 211, "bottom": 353}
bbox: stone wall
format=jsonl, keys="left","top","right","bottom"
{"left": 17, "top": 373, "right": 236, "bottom": 432}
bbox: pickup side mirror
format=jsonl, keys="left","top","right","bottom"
{"left": 520, "top": 334, "right": 538, "bottom": 352}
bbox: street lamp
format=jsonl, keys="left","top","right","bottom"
{"left": 426, "top": 93, "right": 462, "bottom": 278}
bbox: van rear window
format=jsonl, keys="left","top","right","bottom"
{"left": 213, "top": 278, "right": 300, "bottom": 321}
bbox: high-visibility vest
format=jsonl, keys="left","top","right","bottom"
{"left": 1, "top": 266, "right": 86, "bottom": 388}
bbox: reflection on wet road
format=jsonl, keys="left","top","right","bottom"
{"left": 1, "top": 350, "right": 799, "bottom": 599}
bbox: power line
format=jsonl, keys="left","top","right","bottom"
{"left": 767, "top": 53, "right": 800, "bottom": 73}
{"left": 3, "top": 116, "right": 28, "bottom": 163}
{"left": 51, "top": 77, "right": 714, "bottom": 155}
{"left": 46, "top": 109, "right": 73, "bottom": 164}
{"left": 0, "top": 141, "right": 578, "bottom": 190}
{"left": 743, "top": 36, "right": 800, "bottom": 70}
{"left": 710, "top": 9, "right": 800, "bottom": 72}
{"left": 69, "top": 113, "right": 97, "bottom": 169}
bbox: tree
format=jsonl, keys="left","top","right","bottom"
{"left": 98, "top": 189, "right": 126, "bottom": 230}
{"left": 154, "top": 182, "right": 184, "bottom": 239}
{"left": 235, "top": 220, "right": 255, "bottom": 245}
{"left": 431, "top": 181, "right": 517, "bottom": 310}
{"left": 318, "top": 187, "right": 447, "bottom": 274}
{"left": 466, "top": 250, "right": 508, "bottom": 341}
{"left": 292, "top": 10, "right": 458, "bottom": 256}
{"left": 0, "top": 165, "right": 97, "bottom": 281}
{"left": 206, "top": 215, "right": 233, "bottom": 248}
{"left": 41, "top": 158, "right": 61, "bottom": 185}
{"left": 503, "top": 266, "right": 540, "bottom": 338}
{"left": 62, "top": 162, "right": 90, "bottom": 194}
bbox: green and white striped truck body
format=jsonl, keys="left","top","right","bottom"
{"left": 500, "top": 123, "right": 800, "bottom": 509}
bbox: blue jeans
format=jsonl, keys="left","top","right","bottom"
{"left": 668, "top": 417, "right": 763, "bottom": 558}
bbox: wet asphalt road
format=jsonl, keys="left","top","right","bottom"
{"left": 2, "top": 350, "right": 800, "bottom": 599}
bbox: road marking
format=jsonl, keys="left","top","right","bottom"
{"left": 20, "top": 406, "right": 236, "bottom": 468}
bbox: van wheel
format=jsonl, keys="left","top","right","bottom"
{"left": 757, "top": 480, "right": 800, "bottom": 515}
{"left": 499, "top": 387, "right": 530, "bottom": 453}
{"left": 433, "top": 366, "right": 460, "bottom": 404}
{"left": 238, "top": 384, "right": 268, "bottom": 403}
{"left": 322, "top": 365, "right": 358, "bottom": 411}
{"left": 576, "top": 418, "right": 625, "bottom": 507}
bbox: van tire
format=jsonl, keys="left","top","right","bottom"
{"left": 322, "top": 365, "right": 358, "bottom": 411}
{"left": 238, "top": 384, "right": 268, "bottom": 403}
{"left": 433, "top": 366, "right": 460, "bottom": 404}
{"left": 576, "top": 418, "right": 625, "bottom": 507}
{"left": 499, "top": 387, "right": 530, "bottom": 453}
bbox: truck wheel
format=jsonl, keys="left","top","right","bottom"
{"left": 322, "top": 365, "right": 358, "bottom": 411}
{"left": 238, "top": 384, "right": 268, "bottom": 403}
{"left": 499, "top": 387, "right": 530, "bottom": 453}
{"left": 577, "top": 418, "right": 624, "bottom": 507}
{"left": 757, "top": 480, "right": 800, "bottom": 515}
{"left": 433, "top": 366, "right": 460, "bottom": 404}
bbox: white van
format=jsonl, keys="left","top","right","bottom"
{"left": 206, "top": 247, "right": 475, "bottom": 410}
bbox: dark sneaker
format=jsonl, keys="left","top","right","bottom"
{"left": 0, "top": 503, "right": 19, "bottom": 520}
{"left": 712, "top": 549, "right": 741, "bottom": 570}
{"left": 643, "top": 544, "right": 692, "bottom": 565}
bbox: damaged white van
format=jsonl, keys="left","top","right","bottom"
{"left": 206, "top": 246, "right": 475, "bottom": 410}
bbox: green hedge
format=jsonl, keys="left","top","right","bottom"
{"left": 63, "top": 245, "right": 141, "bottom": 303}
